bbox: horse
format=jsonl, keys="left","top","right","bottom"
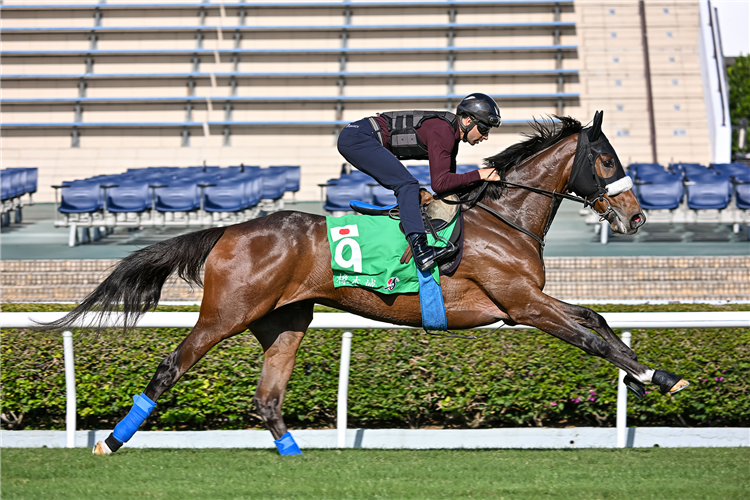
{"left": 45, "top": 112, "right": 689, "bottom": 455}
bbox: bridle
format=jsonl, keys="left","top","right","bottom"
{"left": 442, "top": 144, "right": 621, "bottom": 254}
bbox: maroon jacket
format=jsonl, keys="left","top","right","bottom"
{"left": 374, "top": 115, "right": 481, "bottom": 193}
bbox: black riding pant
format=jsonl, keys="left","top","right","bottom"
{"left": 337, "top": 118, "right": 425, "bottom": 236}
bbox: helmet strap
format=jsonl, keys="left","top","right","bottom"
{"left": 459, "top": 116, "right": 477, "bottom": 143}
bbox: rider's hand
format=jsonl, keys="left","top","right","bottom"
{"left": 479, "top": 168, "right": 501, "bottom": 182}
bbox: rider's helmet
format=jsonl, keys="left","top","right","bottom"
{"left": 456, "top": 93, "right": 502, "bottom": 140}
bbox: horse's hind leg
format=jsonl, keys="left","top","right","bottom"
{"left": 248, "top": 302, "right": 314, "bottom": 454}
{"left": 93, "top": 308, "right": 251, "bottom": 455}
{"left": 248, "top": 302, "right": 314, "bottom": 455}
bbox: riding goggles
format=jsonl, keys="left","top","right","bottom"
{"left": 475, "top": 115, "right": 502, "bottom": 135}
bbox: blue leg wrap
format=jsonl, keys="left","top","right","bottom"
{"left": 112, "top": 393, "right": 157, "bottom": 444}
{"left": 274, "top": 432, "right": 303, "bottom": 455}
{"left": 417, "top": 268, "right": 448, "bottom": 331}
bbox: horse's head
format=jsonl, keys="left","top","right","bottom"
{"left": 569, "top": 111, "right": 646, "bottom": 235}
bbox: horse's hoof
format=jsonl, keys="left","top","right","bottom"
{"left": 92, "top": 441, "right": 112, "bottom": 455}
{"left": 623, "top": 374, "right": 646, "bottom": 400}
{"left": 653, "top": 370, "right": 689, "bottom": 395}
{"left": 668, "top": 378, "right": 690, "bottom": 394}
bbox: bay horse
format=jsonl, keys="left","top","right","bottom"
{"left": 46, "top": 113, "right": 689, "bottom": 455}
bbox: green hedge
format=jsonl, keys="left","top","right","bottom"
{"left": 1, "top": 303, "right": 748, "bottom": 430}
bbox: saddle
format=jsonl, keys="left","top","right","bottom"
{"left": 349, "top": 190, "right": 465, "bottom": 275}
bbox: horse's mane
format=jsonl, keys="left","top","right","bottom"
{"left": 463, "top": 115, "right": 583, "bottom": 202}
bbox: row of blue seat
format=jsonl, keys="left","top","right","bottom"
{"left": 57, "top": 166, "right": 299, "bottom": 215}
{"left": 1, "top": 168, "right": 38, "bottom": 226}
{"left": 629, "top": 163, "right": 750, "bottom": 211}
{"left": 321, "top": 164, "right": 478, "bottom": 212}
{"left": 1, "top": 168, "right": 38, "bottom": 202}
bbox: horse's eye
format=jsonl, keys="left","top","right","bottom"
{"left": 603, "top": 160, "right": 614, "bottom": 168}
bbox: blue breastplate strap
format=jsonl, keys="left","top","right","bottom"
{"left": 274, "top": 432, "right": 303, "bottom": 455}
{"left": 112, "top": 393, "right": 157, "bottom": 444}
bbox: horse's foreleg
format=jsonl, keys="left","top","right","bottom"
{"left": 250, "top": 302, "right": 314, "bottom": 455}
{"left": 93, "top": 311, "right": 250, "bottom": 455}
{"left": 505, "top": 292, "right": 688, "bottom": 396}
{"left": 563, "top": 303, "right": 637, "bottom": 360}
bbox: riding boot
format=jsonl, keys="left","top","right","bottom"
{"left": 406, "top": 232, "right": 454, "bottom": 272}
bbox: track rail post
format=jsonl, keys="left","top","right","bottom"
{"left": 337, "top": 331, "right": 353, "bottom": 448}
{"left": 617, "top": 330, "right": 632, "bottom": 448}
{"left": 62, "top": 330, "right": 77, "bottom": 448}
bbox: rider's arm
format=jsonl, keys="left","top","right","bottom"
{"left": 420, "top": 119, "right": 481, "bottom": 193}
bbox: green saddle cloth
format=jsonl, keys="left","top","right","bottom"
{"left": 326, "top": 214, "right": 458, "bottom": 294}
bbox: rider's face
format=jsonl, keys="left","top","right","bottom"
{"left": 462, "top": 117, "right": 489, "bottom": 145}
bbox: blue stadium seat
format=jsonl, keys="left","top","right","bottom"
{"left": 153, "top": 179, "right": 199, "bottom": 212}
{"left": 105, "top": 178, "right": 151, "bottom": 213}
{"left": 269, "top": 166, "right": 301, "bottom": 193}
{"left": 2, "top": 168, "right": 37, "bottom": 196}
{"left": 633, "top": 168, "right": 684, "bottom": 210}
{"left": 680, "top": 165, "right": 730, "bottom": 210}
{"left": 203, "top": 176, "right": 245, "bottom": 213}
{"left": 711, "top": 163, "right": 750, "bottom": 183}
{"left": 58, "top": 180, "right": 102, "bottom": 214}
{"left": 712, "top": 163, "right": 750, "bottom": 210}
{"left": 258, "top": 168, "right": 287, "bottom": 200}
{"left": 324, "top": 176, "right": 370, "bottom": 212}
{"left": 1, "top": 170, "right": 13, "bottom": 201}
{"left": 227, "top": 166, "right": 263, "bottom": 209}
{"left": 735, "top": 184, "right": 750, "bottom": 210}
{"left": 371, "top": 184, "right": 397, "bottom": 206}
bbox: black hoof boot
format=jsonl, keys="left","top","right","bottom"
{"left": 652, "top": 370, "right": 690, "bottom": 395}
{"left": 623, "top": 374, "right": 646, "bottom": 400}
{"left": 407, "top": 233, "right": 454, "bottom": 272}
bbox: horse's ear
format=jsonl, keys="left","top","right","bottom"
{"left": 588, "top": 110, "right": 604, "bottom": 141}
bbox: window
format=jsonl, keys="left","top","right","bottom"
{"left": 613, "top": 57, "right": 620, "bottom": 63}
{"left": 610, "top": 32, "right": 617, "bottom": 38}
{"left": 616, "top": 105, "right": 624, "bottom": 111}
{"left": 672, "top": 79, "right": 679, "bottom": 86}
{"left": 666, "top": 32, "right": 673, "bottom": 38}
{"left": 674, "top": 104, "right": 681, "bottom": 111}
{"left": 674, "top": 129, "right": 686, "bottom": 137}
{"left": 609, "top": 8, "right": 616, "bottom": 15}
{"left": 669, "top": 56, "right": 676, "bottom": 63}
{"left": 617, "top": 130, "right": 630, "bottom": 137}
{"left": 615, "top": 80, "right": 622, "bottom": 86}
{"left": 663, "top": 8, "right": 670, "bottom": 14}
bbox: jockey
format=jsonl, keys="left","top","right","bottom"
{"left": 337, "top": 93, "right": 503, "bottom": 271}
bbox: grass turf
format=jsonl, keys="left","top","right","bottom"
{"left": 1, "top": 448, "right": 748, "bottom": 499}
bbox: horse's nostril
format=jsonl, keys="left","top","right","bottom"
{"left": 631, "top": 213, "right": 644, "bottom": 226}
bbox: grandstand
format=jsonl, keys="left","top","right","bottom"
{"left": 0, "top": 0, "right": 720, "bottom": 207}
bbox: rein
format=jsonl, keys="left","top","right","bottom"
{"left": 451, "top": 176, "right": 616, "bottom": 252}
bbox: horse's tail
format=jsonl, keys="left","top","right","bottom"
{"left": 42, "top": 226, "right": 227, "bottom": 332}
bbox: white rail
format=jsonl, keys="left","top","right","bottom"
{"left": 2, "top": 311, "right": 748, "bottom": 449}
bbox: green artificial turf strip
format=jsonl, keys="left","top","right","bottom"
{"left": 2, "top": 448, "right": 748, "bottom": 500}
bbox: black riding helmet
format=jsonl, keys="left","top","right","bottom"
{"left": 456, "top": 93, "right": 502, "bottom": 142}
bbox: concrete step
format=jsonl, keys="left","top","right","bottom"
{"left": 2, "top": 283, "right": 202, "bottom": 302}
{"left": 3, "top": 266, "right": 747, "bottom": 287}
{"left": 1, "top": 256, "right": 747, "bottom": 302}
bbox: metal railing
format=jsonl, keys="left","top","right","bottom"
{"left": 2, "top": 311, "right": 748, "bottom": 449}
